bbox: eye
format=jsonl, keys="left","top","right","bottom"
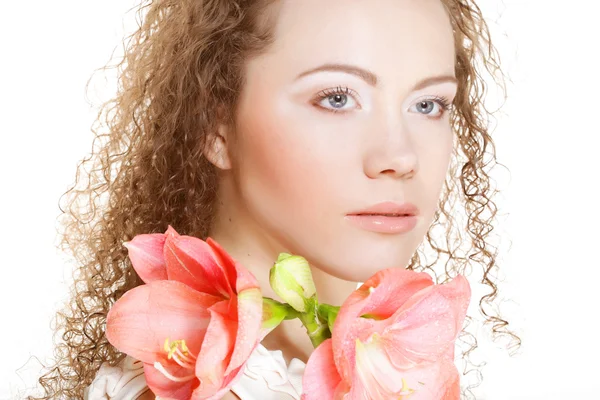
{"left": 313, "top": 86, "right": 360, "bottom": 114}
{"left": 409, "top": 96, "right": 452, "bottom": 119}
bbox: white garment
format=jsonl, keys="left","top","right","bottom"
{"left": 84, "top": 344, "right": 306, "bottom": 400}
{"left": 84, "top": 357, "right": 149, "bottom": 400}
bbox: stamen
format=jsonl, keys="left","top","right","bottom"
{"left": 175, "top": 346, "right": 197, "bottom": 363}
{"left": 158, "top": 338, "right": 198, "bottom": 378}
{"left": 153, "top": 361, "right": 196, "bottom": 383}
{"left": 171, "top": 351, "right": 195, "bottom": 370}
{"left": 164, "top": 338, "right": 194, "bottom": 360}
{"left": 173, "top": 351, "right": 196, "bottom": 365}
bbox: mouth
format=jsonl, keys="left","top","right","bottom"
{"left": 347, "top": 201, "right": 420, "bottom": 217}
{"left": 345, "top": 202, "right": 419, "bottom": 234}
{"left": 350, "top": 213, "right": 414, "bottom": 217}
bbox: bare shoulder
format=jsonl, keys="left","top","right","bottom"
{"left": 136, "top": 390, "right": 241, "bottom": 400}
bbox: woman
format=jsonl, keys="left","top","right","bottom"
{"left": 31, "top": 0, "right": 519, "bottom": 398}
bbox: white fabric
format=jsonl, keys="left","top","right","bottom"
{"left": 84, "top": 344, "right": 306, "bottom": 399}
{"left": 230, "top": 345, "right": 305, "bottom": 400}
{"left": 84, "top": 356, "right": 149, "bottom": 400}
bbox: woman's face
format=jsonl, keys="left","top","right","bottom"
{"left": 222, "top": 0, "right": 457, "bottom": 281}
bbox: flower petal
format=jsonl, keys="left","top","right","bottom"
{"left": 225, "top": 287, "right": 263, "bottom": 375}
{"left": 380, "top": 275, "right": 471, "bottom": 368}
{"left": 353, "top": 268, "right": 434, "bottom": 320}
{"left": 106, "top": 280, "right": 220, "bottom": 364}
{"left": 332, "top": 268, "right": 433, "bottom": 382}
{"left": 302, "top": 339, "right": 342, "bottom": 400}
{"left": 192, "top": 364, "right": 246, "bottom": 400}
{"left": 206, "top": 237, "right": 247, "bottom": 293}
{"left": 349, "top": 339, "right": 460, "bottom": 400}
{"left": 164, "top": 235, "right": 232, "bottom": 297}
{"left": 193, "top": 300, "right": 238, "bottom": 397}
{"left": 142, "top": 362, "right": 198, "bottom": 400}
{"left": 124, "top": 233, "right": 168, "bottom": 283}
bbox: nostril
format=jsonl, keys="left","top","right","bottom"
{"left": 380, "top": 168, "right": 415, "bottom": 178}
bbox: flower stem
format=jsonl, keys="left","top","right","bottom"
{"left": 317, "top": 304, "right": 340, "bottom": 332}
{"left": 298, "top": 300, "right": 332, "bottom": 348}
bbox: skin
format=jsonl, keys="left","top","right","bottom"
{"left": 202, "top": 0, "right": 458, "bottom": 395}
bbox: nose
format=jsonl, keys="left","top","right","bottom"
{"left": 362, "top": 121, "right": 418, "bottom": 180}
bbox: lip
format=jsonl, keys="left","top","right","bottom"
{"left": 347, "top": 201, "right": 420, "bottom": 217}
{"left": 344, "top": 201, "right": 419, "bottom": 234}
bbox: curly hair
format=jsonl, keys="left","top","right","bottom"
{"left": 28, "top": 0, "right": 520, "bottom": 398}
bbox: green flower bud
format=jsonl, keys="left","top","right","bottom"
{"left": 261, "top": 298, "right": 295, "bottom": 332}
{"left": 269, "top": 253, "right": 317, "bottom": 313}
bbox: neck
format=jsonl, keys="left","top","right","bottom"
{"left": 208, "top": 191, "right": 358, "bottom": 363}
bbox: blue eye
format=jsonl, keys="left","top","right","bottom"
{"left": 314, "top": 86, "right": 360, "bottom": 114}
{"left": 417, "top": 101, "right": 436, "bottom": 114}
{"left": 411, "top": 97, "right": 452, "bottom": 118}
{"left": 327, "top": 94, "right": 348, "bottom": 109}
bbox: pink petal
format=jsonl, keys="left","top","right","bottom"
{"left": 225, "top": 287, "right": 263, "bottom": 375}
{"left": 124, "top": 233, "right": 168, "bottom": 283}
{"left": 332, "top": 268, "right": 433, "bottom": 382}
{"left": 232, "top": 260, "right": 260, "bottom": 294}
{"left": 352, "top": 268, "right": 434, "bottom": 320}
{"left": 164, "top": 234, "right": 232, "bottom": 297}
{"left": 106, "top": 280, "right": 220, "bottom": 364}
{"left": 164, "top": 225, "right": 181, "bottom": 239}
{"left": 302, "top": 339, "right": 342, "bottom": 400}
{"left": 206, "top": 237, "right": 243, "bottom": 292}
{"left": 193, "top": 300, "right": 238, "bottom": 397}
{"left": 379, "top": 275, "right": 471, "bottom": 369}
{"left": 142, "top": 362, "right": 198, "bottom": 400}
{"left": 352, "top": 337, "right": 401, "bottom": 397}
{"left": 192, "top": 364, "right": 246, "bottom": 400}
{"left": 349, "top": 339, "right": 460, "bottom": 400}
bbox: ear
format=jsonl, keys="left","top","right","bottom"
{"left": 203, "top": 110, "right": 233, "bottom": 170}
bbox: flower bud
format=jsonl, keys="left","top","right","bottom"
{"left": 269, "top": 253, "right": 317, "bottom": 313}
{"left": 261, "top": 298, "right": 295, "bottom": 333}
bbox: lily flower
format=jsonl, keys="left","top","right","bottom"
{"left": 106, "top": 226, "right": 264, "bottom": 400}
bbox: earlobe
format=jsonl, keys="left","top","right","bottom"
{"left": 203, "top": 124, "right": 232, "bottom": 170}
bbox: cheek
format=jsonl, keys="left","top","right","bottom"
{"left": 422, "top": 131, "right": 452, "bottom": 182}
{"left": 412, "top": 122, "right": 454, "bottom": 211}
{"left": 232, "top": 101, "right": 349, "bottom": 224}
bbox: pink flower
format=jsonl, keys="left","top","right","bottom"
{"left": 106, "top": 226, "right": 264, "bottom": 400}
{"left": 302, "top": 268, "right": 471, "bottom": 400}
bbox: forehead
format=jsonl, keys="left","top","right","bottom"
{"left": 256, "top": 0, "right": 456, "bottom": 85}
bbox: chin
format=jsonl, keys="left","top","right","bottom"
{"left": 321, "top": 251, "right": 415, "bottom": 283}
{"left": 290, "top": 229, "right": 422, "bottom": 282}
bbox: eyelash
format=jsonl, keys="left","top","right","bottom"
{"left": 313, "top": 85, "right": 453, "bottom": 117}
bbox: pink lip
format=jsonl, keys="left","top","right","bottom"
{"left": 345, "top": 201, "right": 419, "bottom": 234}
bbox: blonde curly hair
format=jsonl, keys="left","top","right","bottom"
{"left": 29, "top": 0, "right": 520, "bottom": 398}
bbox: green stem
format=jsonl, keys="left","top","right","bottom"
{"left": 317, "top": 304, "right": 340, "bottom": 332}
{"left": 298, "top": 300, "right": 331, "bottom": 348}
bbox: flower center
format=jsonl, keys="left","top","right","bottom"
{"left": 153, "top": 338, "right": 198, "bottom": 382}
{"left": 397, "top": 378, "right": 416, "bottom": 399}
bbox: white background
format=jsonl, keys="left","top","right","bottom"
{"left": 1, "top": 1, "right": 599, "bottom": 399}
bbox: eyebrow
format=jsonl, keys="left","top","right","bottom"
{"left": 295, "top": 63, "right": 458, "bottom": 91}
